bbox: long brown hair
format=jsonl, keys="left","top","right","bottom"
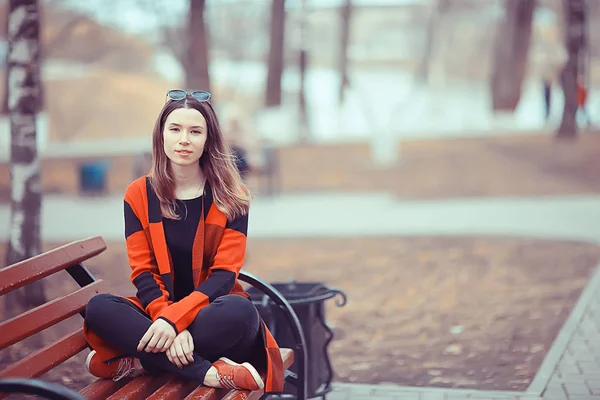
{"left": 149, "top": 97, "right": 250, "bottom": 220}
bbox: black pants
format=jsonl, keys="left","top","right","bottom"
{"left": 85, "top": 293, "right": 266, "bottom": 382}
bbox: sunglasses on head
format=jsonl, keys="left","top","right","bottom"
{"left": 166, "top": 89, "right": 211, "bottom": 102}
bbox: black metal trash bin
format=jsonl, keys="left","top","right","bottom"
{"left": 248, "top": 281, "right": 347, "bottom": 399}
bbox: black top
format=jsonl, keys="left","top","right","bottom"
{"left": 162, "top": 195, "right": 203, "bottom": 302}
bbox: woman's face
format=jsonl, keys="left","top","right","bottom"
{"left": 163, "top": 107, "right": 208, "bottom": 168}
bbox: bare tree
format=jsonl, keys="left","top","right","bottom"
{"left": 490, "top": 0, "right": 537, "bottom": 112}
{"left": 387, "top": 0, "right": 449, "bottom": 122}
{"left": 1, "top": 1, "right": 103, "bottom": 116}
{"left": 140, "top": 0, "right": 210, "bottom": 92}
{"left": 418, "top": 0, "right": 450, "bottom": 83}
{"left": 4, "top": 0, "right": 44, "bottom": 309}
{"left": 1, "top": 8, "right": 9, "bottom": 115}
{"left": 556, "top": 0, "right": 587, "bottom": 139}
{"left": 186, "top": 0, "right": 210, "bottom": 91}
{"left": 297, "top": 0, "right": 310, "bottom": 143}
{"left": 338, "top": 0, "right": 351, "bottom": 104}
{"left": 265, "top": 0, "right": 285, "bottom": 107}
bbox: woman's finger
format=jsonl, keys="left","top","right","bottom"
{"left": 166, "top": 347, "right": 175, "bottom": 365}
{"left": 187, "top": 334, "right": 195, "bottom": 353}
{"left": 138, "top": 328, "right": 155, "bottom": 352}
{"left": 156, "top": 336, "right": 174, "bottom": 352}
{"left": 175, "top": 343, "right": 187, "bottom": 367}
{"left": 153, "top": 334, "right": 168, "bottom": 353}
{"left": 182, "top": 337, "right": 194, "bottom": 363}
{"left": 161, "top": 334, "right": 175, "bottom": 352}
{"left": 145, "top": 331, "right": 161, "bottom": 352}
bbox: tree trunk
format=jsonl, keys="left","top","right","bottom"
{"left": 265, "top": 0, "right": 285, "bottom": 107}
{"left": 490, "top": 0, "right": 536, "bottom": 112}
{"left": 338, "top": 0, "right": 352, "bottom": 104}
{"left": 4, "top": 0, "right": 45, "bottom": 313}
{"left": 297, "top": 0, "right": 310, "bottom": 143}
{"left": 2, "top": 10, "right": 9, "bottom": 116}
{"left": 556, "top": 0, "right": 586, "bottom": 139}
{"left": 419, "top": 0, "right": 449, "bottom": 85}
{"left": 185, "top": 0, "right": 210, "bottom": 92}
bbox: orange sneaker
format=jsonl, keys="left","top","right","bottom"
{"left": 85, "top": 350, "right": 144, "bottom": 382}
{"left": 212, "top": 357, "right": 264, "bottom": 391}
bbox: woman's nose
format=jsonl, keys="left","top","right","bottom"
{"left": 178, "top": 132, "right": 190, "bottom": 143}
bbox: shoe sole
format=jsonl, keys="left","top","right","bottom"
{"left": 218, "top": 357, "right": 265, "bottom": 390}
{"left": 85, "top": 350, "right": 96, "bottom": 374}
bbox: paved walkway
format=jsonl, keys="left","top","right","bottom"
{"left": 2, "top": 193, "right": 600, "bottom": 399}
{"left": 1, "top": 193, "right": 600, "bottom": 243}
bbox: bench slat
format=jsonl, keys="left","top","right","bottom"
{"left": 145, "top": 377, "right": 200, "bottom": 399}
{"left": 0, "top": 280, "right": 105, "bottom": 351}
{"left": 0, "top": 237, "right": 106, "bottom": 296}
{"left": 78, "top": 378, "right": 130, "bottom": 400}
{"left": 220, "top": 348, "right": 295, "bottom": 400}
{"left": 106, "top": 374, "right": 171, "bottom": 400}
{"left": 221, "top": 390, "right": 262, "bottom": 400}
{"left": 0, "top": 330, "right": 87, "bottom": 379}
{"left": 184, "top": 386, "right": 227, "bottom": 400}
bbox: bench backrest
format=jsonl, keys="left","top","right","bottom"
{"left": 0, "top": 237, "right": 107, "bottom": 381}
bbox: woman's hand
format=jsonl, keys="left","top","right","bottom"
{"left": 137, "top": 318, "right": 177, "bottom": 353}
{"left": 166, "top": 329, "right": 195, "bottom": 368}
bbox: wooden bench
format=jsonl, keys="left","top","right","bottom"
{"left": 0, "top": 237, "right": 306, "bottom": 400}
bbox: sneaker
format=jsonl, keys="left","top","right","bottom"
{"left": 212, "top": 357, "right": 264, "bottom": 391}
{"left": 85, "top": 350, "right": 144, "bottom": 382}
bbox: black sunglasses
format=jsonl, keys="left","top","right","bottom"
{"left": 166, "top": 89, "right": 211, "bottom": 102}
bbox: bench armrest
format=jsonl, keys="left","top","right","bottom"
{"left": 0, "top": 378, "right": 87, "bottom": 400}
{"left": 238, "top": 271, "right": 308, "bottom": 400}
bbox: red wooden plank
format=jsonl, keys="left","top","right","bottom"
{"left": 0, "top": 330, "right": 87, "bottom": 379}
{"left": 0, "top": 237, "right": 106, "bottom": 295}
{"left": 0, "top": 280, "right": 105, "bottom": 350}
{"left": 106, "top": 374, "right": 171, "bottom": 400}
{"left": 184, "top": 386, "right": 228, "bottom": 400}
{"left": 79, "top": 379, "right": 129, "bottom": 400}
{"left": 145, "top": 377, "right": 200, "bottom": 399}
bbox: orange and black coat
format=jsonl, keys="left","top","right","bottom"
{"left": 84, "top": 176, "right": 284, "bottom": 393}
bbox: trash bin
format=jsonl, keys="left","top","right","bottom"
{"left": 79, "top": 161, "right": 109, "bottom": 194}
{"left": 248, "top": 280, "right": 347, "bottom": 399}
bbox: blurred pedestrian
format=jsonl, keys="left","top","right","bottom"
{"left": 576, "top": 74, "right": 591, "bottom": 128}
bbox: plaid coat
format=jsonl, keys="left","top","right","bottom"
{"left": 84, "top": 176, "right": 284, "bottom": 392}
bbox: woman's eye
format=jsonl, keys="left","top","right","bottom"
{"left": 170, "top": 128, "right": 179, "bottom": 132}
{"left": 191, "top": 130, "right": 201, "bottom": 135}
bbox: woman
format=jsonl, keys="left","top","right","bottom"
{"left": 82, "top": 90, "right": 284, "bottom": 393}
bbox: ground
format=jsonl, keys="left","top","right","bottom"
{"left": 2, "top": 133, "right": 600, "bottom": 394}
{"left": 2, "top": 236, "right": 600, "bottom": 394}
{"left": 256, "top": 133, "right": 600, "bottom": 197}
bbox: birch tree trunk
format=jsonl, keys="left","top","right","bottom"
{"left": 4, "top": 0, "right": 45, "bottom": 310}
{"left": 556, "top": 0, "right": 587, "bottom": 139}
{"left": 2, "top": 10, "right": 9, "bottom": 115}
{"left": 265, "top": 0, "right": 285, "bottom": 107}
{"left": 185, "top": 0, "right": 210, "bottom": 92}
